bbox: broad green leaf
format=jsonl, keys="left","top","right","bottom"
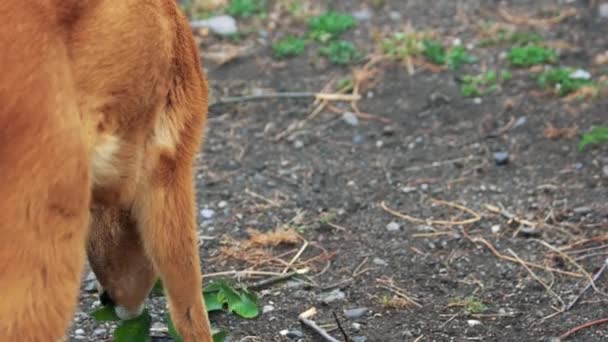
{"left": 90, "top": 306, "right": 120, "bottom": 322}
{"left": 220, "top": 284, "right": 259, "bottom": 319}
{"left": 232, "top": 290, "right": 259, "bottom": 319}
{"left": 580, "top": 126, "right": 608, "bottom": 151}
{"left": 203, "top": 280, "right": 229, "bottom": 293}
{"left": 114, "top": 309, "right": 152, "bottom": 342}
{"left": 213, "top": 330, "right": 227, "bottom": 342}
{"left": 204, "top": 291, "right": 224, "bottom": 312}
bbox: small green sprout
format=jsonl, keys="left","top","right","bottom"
{"left": 309, "top": 11, "right": 356, "bottom": 42}
{"left": 272, "top": 36, "right": 307, "bottom": 58}
{"left": 579, "top": 126, "right": 608, "bottom": 151}
{"left": 319, "top": 40, "right": 360, "bottom": 65}
{"left": 508, "top": 45, "right": 557, "bottom": 67}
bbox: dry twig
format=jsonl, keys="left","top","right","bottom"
{"left": 467, "top": 236, "right": 583, "bottom": 278}
{"left": 299, "top": 308, "right": 341, "bottom": 342}
{"left": 380, "top": 199, "right": 481, "bottom": 227}
{"left": 508, "top": 248, "right": 565, "bottom": 309}
{"left": 559, "top": 317, "right": 608, "bottom": 340}
{"left": 376, "top": 277, "right": 422, "bottom": 308}
{"left": 499, "top": 7, "right": 577, "bottom": 28}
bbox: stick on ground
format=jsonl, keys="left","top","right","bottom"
{"left": 299, "top": 308, "right": 341, "bottom": 342}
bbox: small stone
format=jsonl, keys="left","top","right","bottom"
{"left": 319, "top": 289, "right": 346, "bottom": 304}
{"left": 467, "top": 319, "right": 482, "bottom": 327}
{"left": 570, "top": 69, "right": 591, "bottom": 80}
{"left": 286, "top": 329, "right": 304, "bottom": 339}
{"left": 473, "top": 97, "right": 482, "bottom": 104}
{"left": 373, "top": 257, "right": 388, "bottom": 266}
{"left": 200, "top": 208, "right": 215, "bottom": 219}
{"left": 218, "top": 201, "right": 228, "bottom": 208}
{"left": 493, "top": 151, "right": 509, "bottom": 165}
{"left": 603, "top": 165, "right": 608, "bottom": 177}
{"left": 263, "top": 305, "right": 274, "bottom": 314}
{"left": 352, "top": 322, "right": 361, "bottom": 331}
{"left": 93, "top": 328, "right": 106, "bottom": 336}
{"left": 386, "top": 222, "right": 400, "bottom": 232}
{"left": 293, "top": 140, "right": 304, "bottom": 149}
{"left": 376, "top": 140, "right": 384, "bottom": 148}
{"left": 190, "top": 15, "right": 238, "bottom": 36}
{"left": 599, "top": 3, "right": 608, "bottom": 18}
{"left": 401, "top": 186, "right": 416, "bottom": 193}
{"left": 352, "top": 134, "right": 364, "bottom": 145}
{"left": 452, "top": 38, "right": 462, "bottom": 46}
{"left": 382, "top": 125, "right": 396, "bottom": 136}
{"left": 344, "top": 307, "right": 369, "bottom": 319}
{"left": 513, "top": 116, "right": 527, "bottom": 128}
{"left": 354, "top": 337, "right": 367, "bottom": 342}
{"left": 415, "top": 136, "right": 423, "bottom": 144}
{"left": 491, "top": 225, "right": 501, "bottom": 234}
{"left": 74, "top": 329, "right": 85, "bottom": 335}
{"left": 573, "top": 206, "right": 593, "bottom": 215}
{"left": 342, "top": 111, "right": 359, "bottom": 126}
{"left": 352, "top": 8, "right": 372, "bottom": 21}
{"left": 389, "top": 11, "right": 402, "bottom": 21}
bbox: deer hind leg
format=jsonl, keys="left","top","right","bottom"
{"left": 86, "top": 206, "right": 156, "bottom": 320}
{"left": 132, "top": 153, "right": 212, "bottom": 341}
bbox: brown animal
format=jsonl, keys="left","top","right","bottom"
{"left": 0, "top": 0, "right": 212, "bottom": 341}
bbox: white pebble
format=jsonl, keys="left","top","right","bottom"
{"left": 491, "top": 225, "right": 501, "bottom": 233}
{"left": 467, "top": 319, "right": 482, "bottom": 327}
{"left": 386, "top": 222, "right": 401, "bottom": 232}
{"left": 570, "top": 69, "right": 591, "bottom": 80}
{"left": 342, "top": 111, "right": 359, "bottom": 126}
{"left": 200, "top": 208, "right": 215, "bottom": 219}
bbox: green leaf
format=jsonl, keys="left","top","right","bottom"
{"left": 446, "top": 46, "right": 477, "bottom": 70}
{"left": 309, "top": 11, "right": 356, "bottom": 42}
{"left": 579, "top": 126, "right": 608, "bottom": 151}
{"left": 220, "top": 285, "right": 259, "bottom": 319}
{"left": 114, "top": 309, "right": 152, "bottom": 342}
{"left": 422, "top": 39, "right": 446, "bottom": 65}
{"left": 213, "top": 330, "right": 227, "bottom": 342}
{"left": 204, "top": 291, "right": 224, "bottom": 312}
{"left": 90, "top": 305, "right": 120, "bottom": 322}
{"left": 272, "top": 36, "right": 307, "bottom": 58}
{"left": 507, "top": 45, "right": 557, "bottom": 67}
{"left": 319, "top": 40, "right": 360, "bottom": 65}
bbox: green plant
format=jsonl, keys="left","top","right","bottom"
{"left": 309, "top": 11, "right": 356, "bottom": 42}
{"left": 579, "top": 126, "right": 608, "bottom": 151}
{"left": 449, "top": 296, "right": 488, "bottom": 314}
{"left": 507, "top": 45, "right": 557, "bottom": 67}
{"left": 460, "top": 70, "right": 512, "bottom": 97}
{"left": 335, "top": 76, "right": 354, "bottom": 92}
{"left": 422, "top": 39, "right": 446, "bottom": 65}
{"left": 479, "top": 29, "right": 543, "bottom": 47}
{"left": 421, "top": 40, "right": 477, "bottom": 70}
{"left": 537, "top": 67, "right": 596, "bottom": 96}
{"left": 319, "top": 40, "right": 360, "bottom": 65}
{"left": 272, "top": 36, "right": 307, "bottom": 58}
{"left": 381, "top": 32, "right": 426, "bottom": 60}
{"left": 446, "top": 45, "right": 478, "bottom": 70}
{"left": 227, "top": 0, "right": 265, "bottom": 18}
{"left": 509, "top": 31, "right": 543, "bottom": 46}
{"left": 89, "top": 279, "right": 259, "bottom": 342}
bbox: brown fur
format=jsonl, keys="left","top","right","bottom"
{"left": 0, "top": 0, "right": 212, "bottom": 341}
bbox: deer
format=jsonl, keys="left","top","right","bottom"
{"left": 0, "top": 0, "right": 213, "bottom": 341}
